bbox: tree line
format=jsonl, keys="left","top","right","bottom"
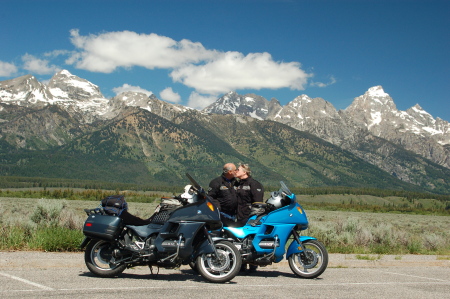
{"left": 1, "top": 175, "right": 449, "bottom": 202}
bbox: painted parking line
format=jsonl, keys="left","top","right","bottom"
{"left": 364, "top": 268, "right": 450, "bottom": 282}
{"left": 0, "top": 272, "right": 54, "bottom": 291}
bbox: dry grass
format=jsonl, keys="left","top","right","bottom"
{"left": 0, "top": 197, "right": 159, "bottom": 230}
{"left": 305, "top": 210, "right": 450, "bottom": 254}
{"left": 1, "top": 197, "right": 449, "bottom": 254}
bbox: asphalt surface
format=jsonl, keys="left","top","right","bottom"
{"left": 0, "top": 251, "right": 449, "bottom": 298}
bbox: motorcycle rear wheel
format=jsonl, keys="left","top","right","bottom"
{"left": 85, "top": 239, "right": 126, "bottom": 277}
{"left": 196, "top": 240, "right": 241, "bottom": 283}
{"left": 288, "top": 239, "right": 328, "bottom": 279}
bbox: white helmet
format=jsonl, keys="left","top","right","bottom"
{"left": 180, "top": 185, "right": 198, "bottom": 203}
{"left": 266, "top": 191, "right": 289, "bottom": 209}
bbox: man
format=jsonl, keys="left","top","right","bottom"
{"left": 208, "top": 163, "right": 238, "bottom": 226}
{"left": 234, "top": 163, "right": 264, "bottom": 227}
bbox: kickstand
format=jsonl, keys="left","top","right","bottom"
{"left": 149, "top": 265, "right": 160, "bottom": 275}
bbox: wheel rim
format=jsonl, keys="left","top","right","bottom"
{"left": 292, "top": 242, "right": 324, "bottom": 274}
{"left": 90, "top": 241, "right": 119, "bottom": 270}
{"left": 199, "top": 243, "right": 237, "bottom": 277}
{"left": 301, "top": 249, "right": 319, "bottom": 269}
{"left": 205, "top": 248, "right": 231, "bottom": 272}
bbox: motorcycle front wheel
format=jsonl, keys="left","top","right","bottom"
{"left": 288, "top": 239, "right": 328, "bottom": 279}
{"left": 85, "top": 239, "right": 126, "bottom": 277}
{"left": 196, "top": 240, "right": 241, "bottom": 283}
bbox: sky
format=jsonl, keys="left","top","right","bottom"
{"left": 1, "top": 0, "right": 449, "bottom": 121}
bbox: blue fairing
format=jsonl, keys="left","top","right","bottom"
{"left": 224, "top": 201, "right": 308, "bottom": 239}
{"left": 223, "top": 201, "right": 310, "bottom": 262}
{"left": 286, "top": 236, "right": 317, "bottom": 258}
{"left": 225, "top": 225, "right": 260, "bottom": 239}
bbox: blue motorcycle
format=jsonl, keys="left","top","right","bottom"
{"left": 220, "top": 181, "right": 328, "bottom": 278}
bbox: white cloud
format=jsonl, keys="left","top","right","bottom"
{"left": 65, "top": 29, "right": 313, "bottom": 98}
{"left": 170, "top": 51, "right": 311, "bottom": 94}
{"left": 310, "top": 76, "right": 337, "bottom": 87}
{"left": 187, "top": 92, "right": 217, "bottom": 110}
{"left": 159, "top": 87, "right": 181, "bottom": 103}
{"left": 68, "top": 29, "right": 216, "bottom": 73}
{"left": 0, "top": 61, "right": 18, "bottom": 77}
{"left": 22, "top": 54, "right": 61, "bottom": 75}
{"left": 112, "top": 83, "right": 152, "bottom": 96}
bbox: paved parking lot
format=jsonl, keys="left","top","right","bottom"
{"left": 0, "top": 252, "right": 449, "bottom": 298}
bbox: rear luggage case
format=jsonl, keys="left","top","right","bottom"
{"left": 83, "top": 214, "right": 123, "bottom": 241}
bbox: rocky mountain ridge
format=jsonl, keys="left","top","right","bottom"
{"left": 1, "top": 70, "right": 449, "bottom": 192}
{"left": 205, "top": 86, "right": 450, "bottom": 172}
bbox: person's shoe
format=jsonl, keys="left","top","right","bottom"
{"left": 248, "top": 265, "right": 258, "bottom": 272}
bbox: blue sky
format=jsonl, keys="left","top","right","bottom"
{"left": 1, "top": 0, "right": 449, "bottom": 120}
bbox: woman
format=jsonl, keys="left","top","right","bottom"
{"left": 234, "top": 163, "right": 264, "bottom": 226}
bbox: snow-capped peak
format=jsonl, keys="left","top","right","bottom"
{"left": 202, "top": 92, "right": 270, "bottom": 120}
{"left": 48, "top": 70, "right": 103, "bottom": 100}
{"left": 367, "top": 85, "right": 389, "bottom": 98}
{"left": 0, "top": 74, "right": 52, "bottom": 107}
{"left": 59, "top": 69, "right": 73, "bottom": 77}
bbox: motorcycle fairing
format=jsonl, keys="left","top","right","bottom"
{"left": 224, "top": 225, "right": 260, "bottom": 238}
{"left": 223, "top": 199, "right": 311, "bottom": 262}
{"left": 169, "top": 199, "right": 222, "bottom": 231}
{"left": 263, "top": 202, "right": 308, "bottom": 227}
{"left": 225, "top": 222, "right": 296, "bottom": 258}
{"left": 224, "top": 202, "right": 308, "bottom": 237}
{"left": 193, "top": 238, "right": 216, "bottom": 259}
{"left": 154, "top": 221, "right": 205, "bottom": 259}
{"left": 286, "top": 236, "right": 317, "bottom": 258}
{"left": 126, "top": 223, "right": 163, "bottom": 238}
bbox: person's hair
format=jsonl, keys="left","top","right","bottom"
{"left": 222, "top": 163, "right": 235, "bottom": 174}
{"left": 238, "top": 163, "right": 251, "bottom": 176}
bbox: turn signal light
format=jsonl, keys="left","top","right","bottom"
{"left": 207, "top": 202, "right": 214, "bottom": 211}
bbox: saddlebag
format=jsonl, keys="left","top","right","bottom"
{"left": 83, "top": 214, "right": 123, "bottom": 241}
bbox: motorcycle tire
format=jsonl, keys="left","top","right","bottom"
{"left": 85, "top": 239, "right": 126, "bottom": 277}
{"left": 196, "top": 240, "right": 242, "bottom": 283}
{"left": 288, "top": 239, "right": 328, "bottom": 279}
{"left": 189, "top": 261, "right": 199, "bottom": 273}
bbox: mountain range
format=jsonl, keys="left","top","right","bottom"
{"left": 1, "top": 70, "right": 449, "bottom": 193}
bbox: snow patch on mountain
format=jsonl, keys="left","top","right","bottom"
{"left": 367, "top": 85, "right": 389, "bottom": 98}
{"left": 1, "top": 71, "right": 449, "bottom": 168}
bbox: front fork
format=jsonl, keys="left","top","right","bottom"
{"left": 292, "top": 230, "right": 306, "bottom": 259}
{"left": 205, "top": 227, "right": 223, "bottom": 260}
{"left": 286, "top": 230, "right": 316, "bottom": 259}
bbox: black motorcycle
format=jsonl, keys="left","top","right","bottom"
{"left": 80, "top": 174, "right": 242, "bottom": 283}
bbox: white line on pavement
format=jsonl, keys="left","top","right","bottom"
{"left": 365, "top": 268, "right": 450, "bottom": 282}
{"left": 0, "top": 271, "right": 54, "bottom": 291}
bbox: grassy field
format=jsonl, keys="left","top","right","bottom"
{"left": 0, "top": 196, "right": 449, "bottom": 254}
